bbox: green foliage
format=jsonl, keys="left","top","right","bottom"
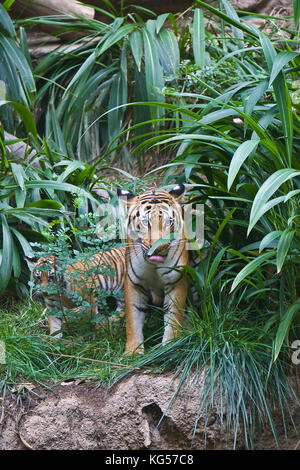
{"left": 0, "top": 2, "right": 299, "bottom": 449}
{"left": 18, "top": 9, "right": 181, "bottom": 166}
{"left": 0, "top": 126, "right": 105, "bottom": 295}
{"left": 30, "top": 215, "right": 123, "bottom": 329}
{"left": 124, "top": 5, "right": 300, "bottom": 363}
{"left": 0, "top": 299, "right": 128, "bottom": 391}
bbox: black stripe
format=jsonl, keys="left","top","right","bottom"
{"left": 132, "top": 304, "right": 148, "bottom": 313}
{"left": 164, "top": 275, "right": 183, "bottom": 292}
{"left": 112, "top": 248, "right": 124, "bottom": 290}
{"left": 129, "top": 253, "right": 144, "bottom": 282}
{"left": 127, "top": 273, "right": 148, "bottom": 295}
{"left": 160, "top": 246, "right": 185, "bottom": 277}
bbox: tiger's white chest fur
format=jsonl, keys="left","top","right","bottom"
{"left": 130, "top": 241, "right": 183, "bottom": 296}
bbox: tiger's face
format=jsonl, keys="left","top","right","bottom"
{"left": 28, "top": 256, "right": 60, "bottom": 305}
{"left": 118, "top": 184, "right": 185, "bottom": 264}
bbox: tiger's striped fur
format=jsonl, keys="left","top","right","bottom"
{"left": 30, "top": 248, "right": 126, "bottom": 337}
{"left": 118, "top": 184, "right": 188, "bottom": 354}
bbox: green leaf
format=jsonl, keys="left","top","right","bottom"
{"left": 274, "top": 299, "right": 300, "bottom": 361}
{"left": 269, "top": 51, "right": 299, "bottom": 87}
{"left": 248, "top": 169, "right": 300, "bottom": 234}
{"left": 259, "top": 231, "right": 282, "bottom": 252}
{"left": 65, "top": 51, "right": 96, "bottom": 92}
{"left": 97, "top": 24, "right": 135, "bottom": 56}
{"left": 129, "top": 30, "right": 143, "bottom": 72}
{"left": 156, "top": 13, "right": 169, "bottom": 34}
{"left": 10, "top": 162, "right": 25, "bottom": 191}
{"left": 147, "top": 233, "right": 181, "bottom": 256}
{"left": 0, "top": 33, "right": 35, "bottom": 93}
{"left": 2, "top": 0, "right": 16, "bottom": 11}
{"left": 244, "top": 79, "right": 269, "bottom": 122}
{"left": 293, "top": 0, "right": 300, "bottom": 29}
{"left": 25, "top": 200, "right": 63, "bottom": 210}
{"left": 57, "top": 161, "right": 86, "bottom": 182}
{"left": 192, "top": 8, "right": 205, "bottom": 68}
{"left": 260, "top": 33, "right": 293, "bottom": 163}
{"left": 276, "top": 228, "right": 295, "bottom": 273}
{"left": 230, "top": 250, "right": 275, "bottom": 292}
{"left": 4, "top": 180, "right": 99, "bottom": 204}
{"left": 142, "top": 29, "right": 164, "bottom": 119}
{"left": 227, "top": 140, "right": 259, "bottom": 190}
{"left": 0, "top": 4, "right": 15, "bottom": 36}
{"left": 0, "top": 214, "right": 13, "bottom": 295}
{"left": 0, "top": 100, "right": 37, "bottom": 137}
{"left": 195, "top": 0, "right": 258, "bottom": 38}
{"left": 156, "top": 29, "right": 180, "bottom": 75}
{"left": 221, "top": 0, "right": 244, "bottom": 44}
{"left": 207, "top": 246, "right": 228, "bottom": 283}
{"left": 284, "top": 189, "right": 300, "bottom": 203}
{"left": 11, "top": 227, "right": 34, "bottom": 257}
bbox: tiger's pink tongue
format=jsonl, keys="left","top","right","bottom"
{"left": 149, "top": 255, "right": 165, "bottom": 263}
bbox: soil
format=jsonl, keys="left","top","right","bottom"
{"left": 1, "top": 373, "right": 299, "bottom": 450}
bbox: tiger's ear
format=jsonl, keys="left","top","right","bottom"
{"left": 169, "top": 184, "right": 185, "bottom": 201}
{"left": 117, "top": 188, "right": 136, "bottom": 205}
{"left": 25, "top": 255, "right": 38, "bottom": 269}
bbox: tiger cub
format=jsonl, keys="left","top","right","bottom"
{"left": 118, "top": 184, "right": 188, "bottom": 355}
{"left": 29, "top": 248, "right": 126, "bottom": 337}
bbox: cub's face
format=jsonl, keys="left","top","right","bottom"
{"left": 118, "top": 184, "right": 185, "bottom": 263}
{"left": 28, "top": 256, "right": 58, "bottom": 300}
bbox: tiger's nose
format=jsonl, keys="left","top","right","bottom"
{"left": 146, "top": 242, "right": 170, "bottom": 263}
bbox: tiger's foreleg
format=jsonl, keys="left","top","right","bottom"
{"left": 162, "top": 276, "right": 188, "bottom": 344}
{"left": 48, "top": 315, "right": 63, "bottom": 338}
{"left": 124, "top": 277, "right": 148, "bottom": 355}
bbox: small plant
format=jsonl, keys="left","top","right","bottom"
{"left": 30, "top": 215, "right": 124, "bottom": 335}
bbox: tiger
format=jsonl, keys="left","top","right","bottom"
{"left": 117, "top": 183, "right": 188, "bottom": 355}
{"left": 29, "top": 248, "right": 126, "bottom": 337}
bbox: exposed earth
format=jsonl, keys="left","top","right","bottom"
{"left": 1, "top": 372, "right": 299, "bottom": 450}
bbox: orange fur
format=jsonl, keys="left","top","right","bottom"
{"left": 118, "top": 185, "right": 188, "bottom": 354}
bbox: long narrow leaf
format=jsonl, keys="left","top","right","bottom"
{"left": 0, "top": 4, "right": 15, "bottom": 36}
{"left": 192, "top": 8, "right": 205, "bottom": 67}
{"left": 230, "top": 251, "right": 275, "bottom": 292}
{"left": 0, "top": 214, "right": 13, "bottom": 295}
{"left": 129, "top": 30, "right": 143, "bottom": 72}
{"left": 248, "top": 169, "right": 300, "bottom": 234}
{"left": 143, "top": 28, "right": 164, "bottom": 119}
{"left": 274, "top": 299, "right": 300, "bottom": 361}
{"left": 227, "top": 140, "right": 259, "bottom": 190}
{"left": 0, "top": 100, "right": 37, "bottom": 137}
{"left": 293, "top": 0, "right": 300, "bottom": 29}
{"left": 269, "top": 52, "right": 299, "bottom": 87}
{"left": 276, "top": 228, "right": 295, "bottom": 273}
{"left": 195, "top": 0, "right": 258, "bottom": 38}
{"left": 260, "top": 33, "right": 293, "bottom": 163}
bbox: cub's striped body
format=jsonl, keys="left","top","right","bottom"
{"left": 31, "top": 248, "right": 126, "bottom": 336}
{"left": 118, "top": 184, "right": 188, "bottom": 354}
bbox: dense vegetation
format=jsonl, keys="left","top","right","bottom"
{"left": 0, "top": 0, "right": 299, "bottom": 448}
